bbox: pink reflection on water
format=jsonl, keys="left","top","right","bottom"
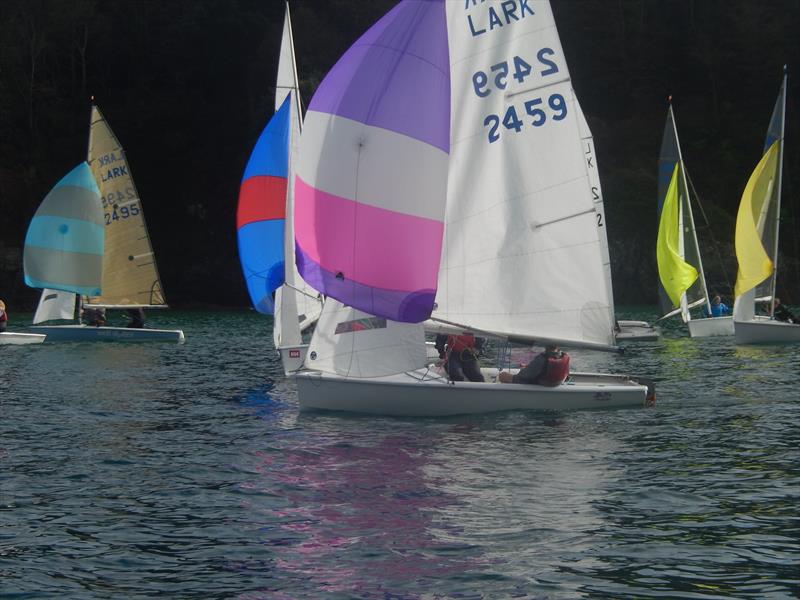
{"left": 243, "top": 433, "right": 476, "bottom": 596}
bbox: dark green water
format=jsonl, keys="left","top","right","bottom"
{"left": 1, "top": 309, "right": 798, "bottom": 599}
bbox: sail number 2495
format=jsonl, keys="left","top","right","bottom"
{"left": 105, "top": 202, "right": 140, "bottom": 225}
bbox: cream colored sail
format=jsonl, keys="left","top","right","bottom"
{"left": 86, "top": 105, "right": 166, "bottom": 307}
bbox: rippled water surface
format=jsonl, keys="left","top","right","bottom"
{"left": 2, "top": 309, "right": 798, "bottom": 599}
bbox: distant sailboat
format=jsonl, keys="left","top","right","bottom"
{"left": 27, "top": 104, "right": 184, "bottom": 343}
{"left": 291, "top": 0, "right": 654, "bottom": 416}
{"left": 0, "top": 301, "right": 45, "bottom": 345}
{"left": 237, "top": 1, "right": 321, "bottom": 372}
{"left": 655, "top": 101, "right": 733, "bottom": 337}
{"left": 733, "top": 69, "right": 799, "bottom": 344}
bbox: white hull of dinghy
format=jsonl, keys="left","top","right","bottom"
{"left": 0, "top": 331, "right": 46, "bottom": 345}
{"left": 615, "top": 320, "right": 659, "bottom": 342}
{"left": 687, "top": 316, "right": 734, "bottom": 338}
{"left": 295, "top": 367, "right": 653, "bottom": 417}
{"left": 31, "top": 324, "right": 184, "bottom": 343}
{"left": 734, "top": 318, "right": 800, "bottom": 344}
{"left": 279, "top": 344, "right": 308, "bottom": 374}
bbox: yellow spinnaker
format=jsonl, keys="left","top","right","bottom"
{"left": 734, "top": 141, "right": 779, "bottom": 299}
{"left": 657, "top": 163, "right": 698, "bottom": 307}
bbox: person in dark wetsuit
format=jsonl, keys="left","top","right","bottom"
{"left": 0, "top": 300, "right": 7, "bottom": 332}
{"left": 126, "top": 308, "right": 146, "bottom": 328}
{"left": 83, "top": 307, "right": 106, "bottom": 326}
{"left": 772, "top": 298, "right": 798, "bottom": 324}
{"left": 498, "top": 344, "right": 570, "bottom": 386}
{"left": 435, "top": 333, "right": 485, "bottom": 382}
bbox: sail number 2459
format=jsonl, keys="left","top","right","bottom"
{"left": 484, "top": 95, "right": 567, "bottom": 143}
{"left": 471, "top": 49, "right": 566, "bottom": 144}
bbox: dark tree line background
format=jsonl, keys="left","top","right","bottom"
{"left": 1, "top": 0, "right": 798, "bottom": 310}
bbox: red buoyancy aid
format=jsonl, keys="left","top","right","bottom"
{"left": 447, "top": 334, "right": 476, "bottom": 353}
{"left": 0, "top": 309, "right": 7, "bottom": 323}
{"left": 537, "top": 352, "right": 570, "bottom": 386}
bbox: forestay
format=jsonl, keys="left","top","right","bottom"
{"left": 433, "top": 0, "right": 615, "bottom": 349}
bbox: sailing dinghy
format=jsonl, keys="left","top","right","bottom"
{"left": 656, "top": 101, "right": 733, "bottom": 337}
{"left": 237, "top": 2, "right": 322, "bottom": 373}
{"left": 0, "top": 332, "right": 45, "bottom": 345}
{"left": 733, "top": 69, "right": 799, "bottom": 344}
{"left": 27, "top": 105, "right": 184, "bottom": 343}
{"left": 291, "top": 0, "right": 654, "bottom": 416}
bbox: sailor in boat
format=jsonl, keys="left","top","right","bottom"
{"left": 772, "top": 298, "right": 798, "bottom": 324}
{"left": 434, "top": 333, "right": 485, "bottom": 382}
{"left": 82, "top": 307, "right": 106, "bottom": 327}
{"left": 498, "top": 344, "right": 570, "bottom": 386}
{"left": 0, "top": 300, "right": 7, "bottom": 332}
{"left": 126, "top": 308, "right": 146, "bottom": 328}
{"left": 703, "top": 295, "right": 730, "bottom": 318}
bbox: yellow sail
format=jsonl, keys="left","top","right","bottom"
{"left": 656, "top": 163, "right": 698, "bottom": 307}
{"left": 734, "top": 141, "right": 779, "bottom": 299}
{"left": 86, "top": 105, "right": 166, "bottom": 307}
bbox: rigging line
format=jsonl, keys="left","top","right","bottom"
{"left": 684, "top": 169, "right": 733, "bottom": 291}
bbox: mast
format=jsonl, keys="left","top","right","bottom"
{"left": 670, "top": 101, "right": 712, "bottom": 318}
{"left": 285, "top": 2, "right": 303, "bottom": 133}
{"left": 77, "top": 98, "right": 95, "bottom": 323}
{"left": 768, "top": 67, "right": 786, "bottom": 318}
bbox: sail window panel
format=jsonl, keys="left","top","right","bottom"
{"left": 334, "top": 317, "right": 387, "bottom": 335}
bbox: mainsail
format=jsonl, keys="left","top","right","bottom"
{"left": 733, "top": 73, "right": 785, "bottom": 322}
{"left": 86, "top": 104, "right": 166, "bottom": 307}
{"left": 433, "top": 1, "right": 616, "bottom": 349}
{"left": 24, "top": 162, "right": 104, "bottom": 297}
{"left": 655, "top": 104, "right": 709, "bottom": 320}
